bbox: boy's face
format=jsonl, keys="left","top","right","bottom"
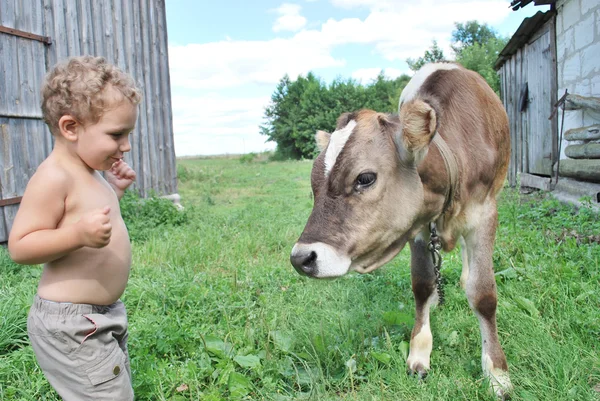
{"left": 77, "top": 98, "right": 138, "bottom": 171}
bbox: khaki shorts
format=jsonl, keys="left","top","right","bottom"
{"left": 27, "top": 295, "right": 134, "bottom": 401}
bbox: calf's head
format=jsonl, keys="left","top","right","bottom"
{"left": 291, "top": 100, "right": 438, "bottom": 278}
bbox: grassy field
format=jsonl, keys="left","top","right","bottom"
{"left": 1, "top": 156, "right": 599, "bottom": 400}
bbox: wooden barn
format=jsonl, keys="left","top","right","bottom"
{"left": 0, "top": 0, "right": 177, "bottom": 243}
{"left": 496, "top": 0, "right": 600, "bottom": 206}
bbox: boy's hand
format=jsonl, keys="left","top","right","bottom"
{"left": 77, "top": 206, "right": 112, "bottom": 248}
{"left": 106, "top": 159, "right": 137, "bottom": 199}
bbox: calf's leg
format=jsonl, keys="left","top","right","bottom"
{"left": 406, "top": 230, "right": 438, "bottom": 377}
{"left": 464, "top": 203, "right": 512, "bottom": 398}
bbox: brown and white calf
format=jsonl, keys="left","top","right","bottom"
{"left": 290, "top": 63, "right": 512, "bottom": 397}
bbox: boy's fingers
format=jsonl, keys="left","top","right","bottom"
{"left": 102, "top": 206, "right": 111, "bottom": 214}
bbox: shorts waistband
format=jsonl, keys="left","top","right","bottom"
{"left": 32, "top": 294, "right": 121, "bottom": 315}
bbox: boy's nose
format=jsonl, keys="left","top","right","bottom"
{"left": 120, "top": 136, "right": 131, "bottom": 152}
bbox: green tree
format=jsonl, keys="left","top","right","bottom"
{"left": 261, "top": 71, "right": 411, "bottom": 159}
{"left": 403, "top": 21, "right": 507, "bottom": 94}
{"left": 451, "top": 21, "right": 497, "bottom": 54}
{"left": 452, "top": 21, "right": 507, "bottom": 94}
{"left": 261, "top": 73, "right": 326, "bottom": 159}
{"left": 406, "top": 40, "right": 446, "bottom": 72}
{"left": 388, "top": 74, "right": 412, "bottom": 113}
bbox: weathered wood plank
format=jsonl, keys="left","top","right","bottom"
{"left": 51, "top": 0, "right": 69, "bottom": 61}
{"left": 140, "top": 0, "right": 156, "bottom": 196}
{"left": 113, "top": 0, "right": 124, "bottom": 68}
{"left": 150, "top": 0, "right": 166, "bottom": 194}
{"left": 120, "top": 0, "right": 140, "bottom": 193}
{"left": 90, "top": 1, "right": 104, "bottom": 56}
{"left": 564, "top": 124, "right": 600, "bottom": 141}
{"left": 130, "top": 0, "right": 148, "bottom": 196}
{"left": 0, "top": 0, "right": 16, "bottom": 26}
{"left": 64, "top": 0, "right": 81, "bottom": 56}
{"left": 564, "top": 143, "right": 600, "bottom": 159}
{"left": 2, "top": 0, "right": 175, "bottom": 206}
{"left": 101, "top": 0, "right": 115, "bottom": 60}
{"left": 0, "top": 122, "right": 9, "bottom": 241}
{"left": 78, "top": 1, "right": 94, "bottom": 54}
{"left": 43, "top": 0, "right": 58, "bottom": 68}
{"left": 1, "top": 121, "right": 21, "bottom": 239}
{"left": 158, "top": 0, "right": 177, "bottom": 195}
{"left": 559, "top": 159, "right": 600, "bottom": 182}
{"left": 1, "top": 7, "right": 20, "bottom": 117}
{"left": 519, "top": 172, "right": 552, "bottom": 191}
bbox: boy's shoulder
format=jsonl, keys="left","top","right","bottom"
{"left": 25, "top": 156, "right": 71, "bottom": 195}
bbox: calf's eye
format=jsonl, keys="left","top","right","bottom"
{"left": 355, "top": 172, "right": 377, "bottom": 190}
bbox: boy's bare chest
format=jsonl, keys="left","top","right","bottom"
{"left": 61, "top": 173, "right": 121, "bottom": 225}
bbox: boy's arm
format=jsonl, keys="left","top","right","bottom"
{"left": 7, "top": 170, "right": 111, "bottom": 265}
{"left": 105, "top": 160, "right": 136, "bottom": 200}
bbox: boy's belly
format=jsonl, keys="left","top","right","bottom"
{"left": 37, "top": 226, "right": 132, "bottom": 305}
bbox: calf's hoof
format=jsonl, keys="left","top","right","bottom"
{"left": 406, "top": 361, "right": 429, "bottom": 380}
{"left": 487, "top": 368, "right": 513, "bottom": 400}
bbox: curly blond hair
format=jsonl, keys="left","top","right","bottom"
{"left": 41, "top": 56, "right": 142, "bottom": 135}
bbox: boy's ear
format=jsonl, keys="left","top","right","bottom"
{"left": 58, "top": 115, "right": 81, "bottom": 142}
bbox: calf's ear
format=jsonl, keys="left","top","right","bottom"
{"left": 396, "top": 99, "right": 438, "bottom": 165}
{"left": 315, "top": 130, "right": 331, "bottom": 152}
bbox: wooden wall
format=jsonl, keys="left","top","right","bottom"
{"left": 0, "top": 0, "right": 177, "bottom": 242}
{"left": 497, "top": 16, "right": 558, "bottom": 186}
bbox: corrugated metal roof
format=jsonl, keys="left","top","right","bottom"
{"left": 494, "top": 10, "right": 555, "bottom": 70}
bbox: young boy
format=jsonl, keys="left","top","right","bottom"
{"left": 8, "top": 56, "right": 141, "bottom": 401}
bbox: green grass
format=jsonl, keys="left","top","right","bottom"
{"left": 1, "top": 156, "right": 599, "bottom": 400}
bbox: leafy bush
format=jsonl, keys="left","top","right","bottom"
{"left": 120, "top": 191, "right": 188, "bottom": 242}
{"left": 239, "top": 153, "right": 256, "bottom": 163}
{"left": 177, "top": 164, "right": 209, "bottom": 183}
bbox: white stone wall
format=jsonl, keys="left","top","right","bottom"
{"left": 556, "top": 0, "right": 600, "bottom": 159}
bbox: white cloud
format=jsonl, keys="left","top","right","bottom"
{"left": 168, "top": 0, "right": 516, "bottom": 156}
{"left": 314, "top": 1, "right": 511, "bottom": 60}
{"left": 273, "top": 4, "right": 307, "bottom": 32}
{"left": 169, "top": 38, "right": 344, "bottom": 90}
{"left": 330, "top": 0, "right": 394, "bottom": 10}
{"left": 171, "top": 94, "right": 276, "bottom": 156}
{"left": 351, "top": 67, "right": 410, "bottom": 83}
{"left": 169, "top": 1, "right": 511, "bottom": 90}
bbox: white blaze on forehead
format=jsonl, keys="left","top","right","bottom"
{"left": 324, "top": 119, "right": 357, "bottom": 176}
{"left": 399, "top": 63, "right": 459, "bottom": 110}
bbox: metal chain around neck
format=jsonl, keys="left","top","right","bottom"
{"left": 428, "top": 222, "right": 445, "bottom": 305}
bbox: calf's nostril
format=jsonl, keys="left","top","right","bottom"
{"left": 290, "top": 249, "right": 318, "bottom": 275}
{"left": 304, "top": 251, "right": 317, "bottom": 268}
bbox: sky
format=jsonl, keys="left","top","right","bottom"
{"left": 165, "top": 0, "right": 549, "bottom": 157}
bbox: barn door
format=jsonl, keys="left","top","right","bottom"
{"left": 0, "top": 2, "right": 53, "bottom": 242}
{"left": 525, "top": 19, "right": 557, "bottom": 176}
